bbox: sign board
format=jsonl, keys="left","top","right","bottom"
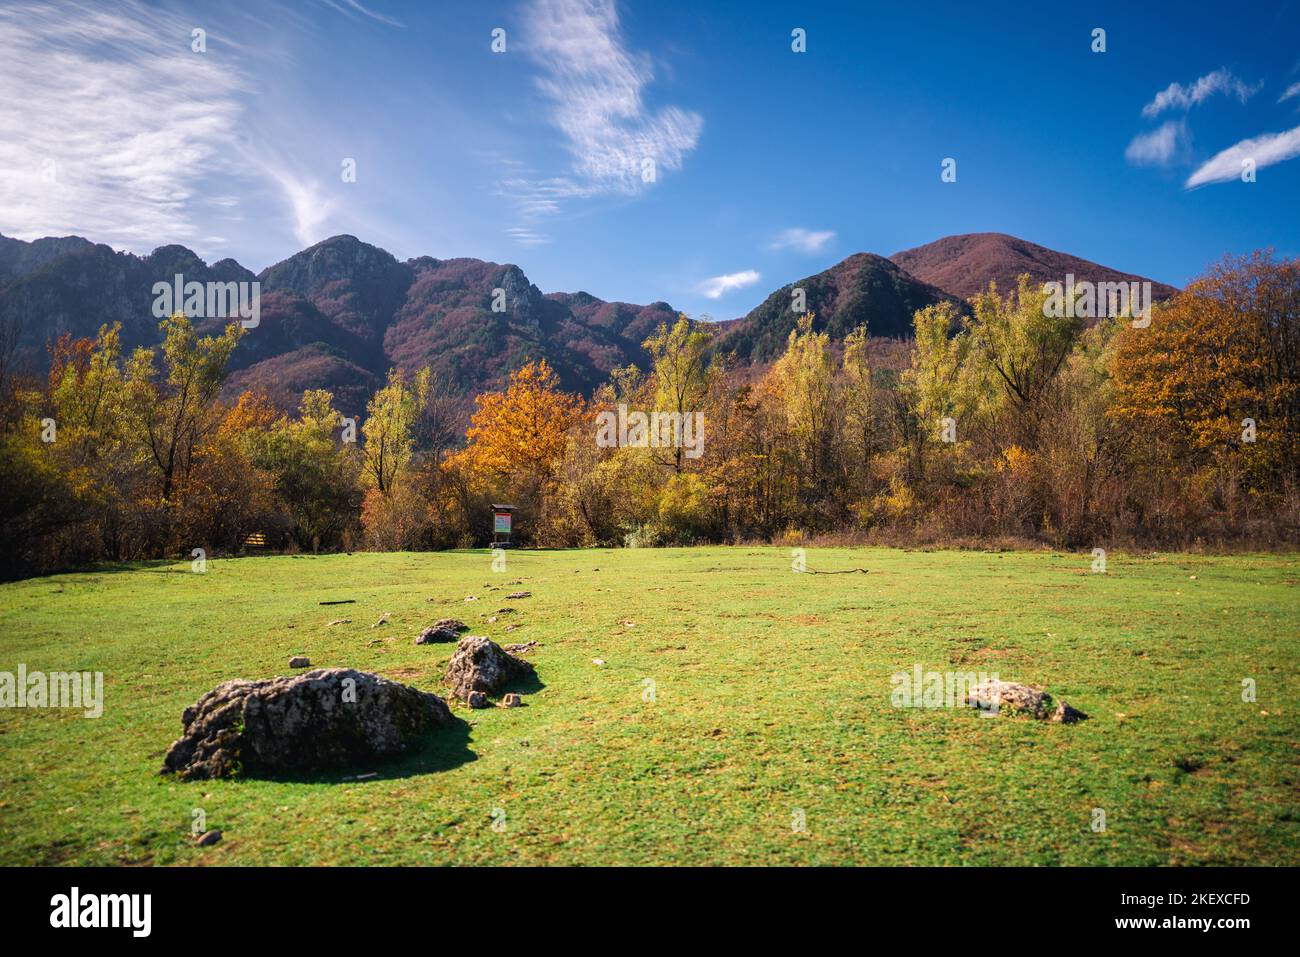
{"left": 493, "top": 512, "right": 512, "bottom": 534}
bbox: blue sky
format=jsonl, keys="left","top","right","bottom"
{"left": 2, "top": 0, "right": 1298, "bottom": 319}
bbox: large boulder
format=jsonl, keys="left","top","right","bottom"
{"left": 445, "top": 636, "right": 535, "bottom": 701}
{"left": 161, "top": 668, "right": 453, "bottom": 780}
{"left": 964, "top": 679, "right": 1088, "bottom": 723}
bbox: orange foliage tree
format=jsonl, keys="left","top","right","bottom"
{"left": 453, "top": 360, "right": 585, "bottom": 486}
{"left": 1110, "top": 251, "right": 1300, "bottom": 487}
{"left": 444, "top": 360, "right": 586, "bottom": 539}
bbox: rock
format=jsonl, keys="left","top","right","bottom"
{"left": 467, "top": 691, "right": 489, "bottom": 709}
{"left": 964, "top": 679, "right": 1088, "bottom": 723}
{"left": 434, "top": 619, "right": 469, "bottom": 633}
{"left": 289, "top": 656, "right": 311, "bottom": 668}
{"left": 504, "top": 641, "right": 538, "bottom": 654}
{"left": 506, "top": 591, "right": 531, "bottom": 599}
{"left": 495, "top": 607, "right": 516, "bottom": 615}
{"left": 195, "top": 828, "right": 222, "bottom": 846}
{"left": 444, "top": 636, "right": 536, "bottom": 701}
{"left": 371, "top": 612, "right": 391, "bottom": 628}
{"left": 502, "top": 693, "right": 523, "bottom": 708}
{"left": 592, "top": 658, "right": 605, "bottom": 666}
{"left": 1052, "top": 700, "right": 1089, "bottom": 724}
{"left": 326, "top": 618, "right": 351, "bottom": 626}
{"left": 415, "top": 624, "right": 461, "bottom": 645}
{"left": 161, "top": 668, "right": 453, "bottom": 780}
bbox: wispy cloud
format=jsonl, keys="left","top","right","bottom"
{"left": 501, "top": 0, "right": 702, "bottom": 245}
{"left": 505, "top": 226, "right": 550, "bottom": 247}
{"left": 1125, "top": 120, "right": 1188, "bottom": 167}
{"left": 1185, "top": 125, "right": 1300, "bottom": 188}
{"left": 769, "top": 228, "right": 836, "bottom": 254}
{"left": 1142, "top": 68, "right": 1261, "bottom": 118}
{"left": 524, "top": 0, "right": 702, "bottom": 194}
{"left": 255, "top": 159, "right": 338, "bottom": 248}
{"left": 696, "top": 269, "right": 760, "bottom": 300}
{"left": 0, "top": 0, "right": 250, "bottom": 251}
{"left": 317, "top": 0, "right": 404, "bottom": 28}
{"left": 1280, "top": 82, "right": 1300, "bottom": 104}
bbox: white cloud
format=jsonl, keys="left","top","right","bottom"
{"left": 498, "top": 0, "right": 702, "bottom": 245}
{"left": 317, "top": 0, "right": 404, "bottom": 28}
{"left": 523, "top": 0, "right": 702, "bottom": 196}
{"left": 1185, "top": 125, "right": 1300, "bottom": 188}
{"left": 1125, "top": 120, "right": 1188, "bottom": 167}
{"left": 505, "top": 226, "right": 550, "bottom": 247}
{"left": 1280, "top": 82, "right": 1300, "bottom": 104}
{"left": 257, "top": 161, "right": 337, "bottom": 248}
{"left": 770, "top": 228, "right": 836, "bottom": 254}
{"left": 1142, "top": 68, "right": 1261, "bottom": 118}
{"left": 0, "top": 0, "right": 250, "bottom": 251}
{"left": 696, "top": 270, "right": 761, "bottom": 300}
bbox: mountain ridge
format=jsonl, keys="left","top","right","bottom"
{"left": 0, "top": 230, "right": 1180, "bottom": 411}
{"left": 889, "top": 231, "right": 1178, "bottom": 302}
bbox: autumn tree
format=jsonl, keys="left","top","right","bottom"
{"left": 361, "top": 367, "right": 429, "bottom": 494}
{"left": 245, "top": 389, "right": 361, "bottom": 551}
{"left": 456, "top": 359, "right": 584, "bottom": 487}
{"left": 1111, "top": 251, "right": 1300, "bottom": 488}
{"left": 126, "top": 313, "right": 243, "bottom": 503}
{"left": 642, "top": 314, "right": 715, "bottom": 473}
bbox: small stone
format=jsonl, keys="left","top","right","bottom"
{"left": 434, "top": 619, "right": 469, "bottom": 633}
{"left": 1052, "top": 701, "right": 1089, "bottom": 724}
{"left": 506, "top": 591, "right": 531, "bottom": 599}
{"left": 592, "top": 658, "right": 605, "bottom": 666}
{"left": 495, "top": 607, "right": 516, "bottom": 615}
{"left": 467, "top": 691, "right": 489, "bottom": 709}
{"left": 504, "top": 641, "right": 538, "bottom": 654}
{"left": 289, "top": 656, "right": 311, "bottom": 668}
{"left": 327, "top": 618, "right": 351, "bottom": 626}
{"left": 371, "top": 612, "right": 391, "bottom": 628}
{"left": 195, "top": 829, "right": 222, "bottom": 846}
{"left": 502, "top": 693, "right": 523, "bottom": 708}
{"left": 464, "top": 596, "right": 478, "bottom": 602}
{"left": 965, "top": 679, "right": 1088, "bottom": 723}
{"left": 416, "top": 624, "right": 461, "bottom": 645}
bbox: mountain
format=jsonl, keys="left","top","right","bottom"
{"left": 1, "top": 230, "right": 1184, "bottom": 412}
{"left": 717, "top": 252, "right": 963, "bottom": 363}
{"left": 0, "top": 233, "right": 678, "bottom": 414}
{"left": 0, "top": 234, "right": 95, "bottom": 283}
{"left": 889, "top": 232, "right": 1179, "bottom": 303}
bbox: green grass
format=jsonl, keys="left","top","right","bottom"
{"left": 0, "top": 547, "right": 1296, "bottom": 866}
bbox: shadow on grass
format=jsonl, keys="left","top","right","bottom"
{"left": 500, "top": 671, "right": 545, "bottom": 697}
{"left": 39, "top": 559, "right": 182, "bottom": 580}
{"left": 237, "top": 715, "right": 477, "bottom": 785}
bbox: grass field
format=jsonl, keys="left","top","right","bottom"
{"left": 0, "top": 547, "right": 1296, "bottom": 866}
